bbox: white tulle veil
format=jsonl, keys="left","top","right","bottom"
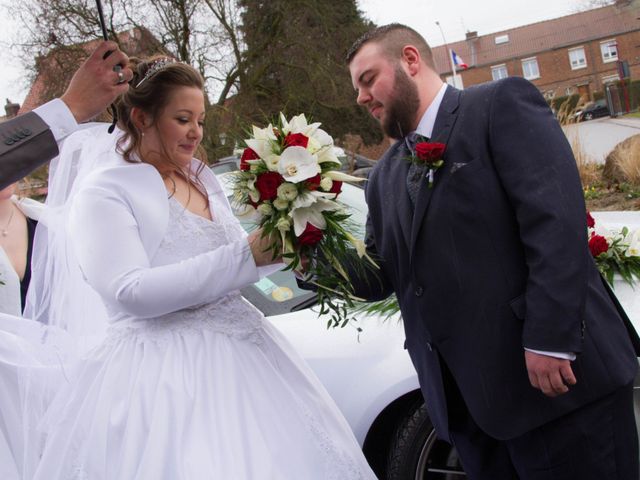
{"left": 0, "top": 123, "right": 125, "bottom": 478}
{"left": 24, "top": 123, "right": 124, "bottom": 348}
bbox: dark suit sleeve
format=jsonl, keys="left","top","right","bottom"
{"left": 0, "top": 112, "right": 59, "bottom": 189}
{"left": 346, "top": 174, "right": 395, "bottom": 302}
{"left": 488, "top": 77, "right": 589, "bottom": 352}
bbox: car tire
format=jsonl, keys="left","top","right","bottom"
{"left": 386, "top": 401, "right": 466, "bottom": 479}
{"left": 584, "top": 112, "right": 593, "bottom": 121}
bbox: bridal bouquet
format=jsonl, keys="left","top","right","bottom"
{"left": 587, "top": 211, "right": 640, "bottom": 287}
{"left": 230, "top": 113, "right": 378, "bottom": 328}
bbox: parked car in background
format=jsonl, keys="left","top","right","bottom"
{"left": 574, "top": 99, "right": 611, "bottom": 121}
{"left": 212, "top": 161, "right": 640, "bottom": 479}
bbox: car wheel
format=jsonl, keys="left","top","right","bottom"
{"left": 386, "top": 401, "right": 466, "bottom": 479}
{"left": 584, "top": 112, "right": 593, "bottom": 121}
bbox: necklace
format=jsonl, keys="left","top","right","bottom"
{"left": 1, "top": 204, "right": 14, "bottom": 237}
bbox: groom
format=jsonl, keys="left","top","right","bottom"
{"left": 346, "top": 24, "right": 639, "bottom": 478}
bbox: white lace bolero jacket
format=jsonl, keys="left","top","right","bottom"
{"left": 68, "top": 158, "right": 269, "bottom": 322}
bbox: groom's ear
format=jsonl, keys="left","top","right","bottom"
{"left": 401, "top": 45, "right": 421, "bottom": 76}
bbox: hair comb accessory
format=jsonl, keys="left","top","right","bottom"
{"left": 135, "top": 58, "right": 177, "bottom": 88}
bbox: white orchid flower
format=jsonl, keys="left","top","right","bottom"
{"left": 289, "top": 193, "right": 340, "bottom": 236}
{"left": 277, "top": 146, "right": 320, "bottom": 183}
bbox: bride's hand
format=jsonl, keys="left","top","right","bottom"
{"left": 247, "top": 228, "right": 281, "bottom": 266}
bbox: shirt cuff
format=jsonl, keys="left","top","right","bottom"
{"left": 524, "top": 348, "right": 576, "bottom": 361}
{"left": 33, "top": 99, "right": 79, "bottom": 142}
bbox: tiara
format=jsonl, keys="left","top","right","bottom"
{"left": 135, "top": 58, "right": 177, "bottom": 88}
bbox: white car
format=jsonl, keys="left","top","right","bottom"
{"left": 214, "top": 161, "right": 640, "bottom": 479}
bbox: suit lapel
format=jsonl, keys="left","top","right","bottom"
{"left": 409, "top": 87, "right": 461, "bottom": 261}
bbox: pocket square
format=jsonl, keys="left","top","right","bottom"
{"left": 451, "top": 162, "right": 469, "bottom": 174}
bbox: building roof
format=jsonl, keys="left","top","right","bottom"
{"left": 432, "top": 2, "right": 640, "bottom": 75}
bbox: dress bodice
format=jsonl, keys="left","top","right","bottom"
{"left": 104, "top": 195, "right": 265, "bottom": 344}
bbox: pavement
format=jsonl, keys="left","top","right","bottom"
{"left": 562, "top": 116, "right": 640, "bottom": 164}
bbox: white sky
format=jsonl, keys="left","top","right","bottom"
{"left": 0, "top": 0, "right": 586, "bottom": 107}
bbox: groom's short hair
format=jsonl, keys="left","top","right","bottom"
{"left": 346, "top": 24, "right": 435, "bottom": 69}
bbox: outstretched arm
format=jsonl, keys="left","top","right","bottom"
{"left": 0, "top": 41, "right": 133, "bottom": 189}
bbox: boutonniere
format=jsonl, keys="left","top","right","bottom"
{"left": 410, "top": 140, "right": 446, "bottom": 188}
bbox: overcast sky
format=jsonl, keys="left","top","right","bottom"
{"left": 0, "top": 0, "right": 586, "bottom": 107}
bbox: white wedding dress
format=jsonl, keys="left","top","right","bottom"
{"left": 0, "top": 127, "right": 376, "bottom": 480}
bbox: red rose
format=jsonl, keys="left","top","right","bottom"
{"left": 284, "top": 133, "right": 309, "bottom": 148}
{"left": 329, "top": 180, "right": 342, "bottom": 196}
{"left": 586, "top": 211, "right": 595, "bottom": 229}
{"left": 298, "top": 223, "right": 324, "bottom": 246}
{"left": 415, "top": 142, "right": 446, "bottom": 163}
{"left": 588, "top": 234, "right": 609, "bottom": 257}
{"left": 255, "top": 172, "right": 284, "bottom": 201}
{"left": 306, "top": 174, "right": 322, "bottom": 191}
{"left": 240, "top": 148, "right": 260, "bottom": 171}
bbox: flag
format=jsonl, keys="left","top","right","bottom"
{"left": 451, "top": 50, "right": 468, "bottom": 70}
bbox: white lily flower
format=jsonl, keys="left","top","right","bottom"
{"left": 625, "top": 228, "right": 640, "bottom": 257}
{"left": 245, "top": 138, "right": 271, "bottom": 161}
{"left": 324, "top": 170, "right": 366, "bottom": 182}
{"left": 252, "top": 124, "right": 277, "bottom": 141}
{"left": 307, "top": 128, "right": 334, "bottom": 154}
{"left": 289, "top": 193, "right": 340, "bottom": 236}
{"left": 320, "top": 176, "right": 333, "bottom": 191}
{"left": 317, "top": 146, "right": 342, "bottom": 165}
{"left": 279, "top": 112, "right": 290, "bottom": 134}
{"left": 277, "top": 146, "right": 320, "bottom": 183}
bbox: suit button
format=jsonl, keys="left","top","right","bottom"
{"left": 11, "top": 135, "right": 21, "bottom": 142}
{"left": 414, "top": 286, "right": 424, "bottom": 296}
{"left": 23, "top": 128, "right": 32, "bottom": 136}
{"left": 4, "top": 138, "right": 14, "bottom": 145}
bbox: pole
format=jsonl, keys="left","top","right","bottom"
{"left": 436, "top": 21, "right": 459, "bottom": 88}
{"left": 95, "top": 0, "right": 109, "bottom": 40}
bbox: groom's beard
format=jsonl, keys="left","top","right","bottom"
{"left": 383, "top": 67, "right": 420, "bottom": 140}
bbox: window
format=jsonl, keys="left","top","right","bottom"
{"left": 494, "top": 34, "right": 509, "bottom": 45}
{"left": 521, "top": 57, "right": 540, "bottom": 80}
{"left": 491, "top": 64, "right": 508, "bottom": 81}
{"left": 600, "top": 40, "right": 618, "bottom": 63}
{"left": 568, "top": 47, "right": 587, "bottom": 70}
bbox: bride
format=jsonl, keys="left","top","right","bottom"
{"left": 0, "top": 57, "right": 376, "bottom": 479}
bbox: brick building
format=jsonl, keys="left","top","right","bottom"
{"left": 433, "top": 0, "right": 640, "bottom": 100}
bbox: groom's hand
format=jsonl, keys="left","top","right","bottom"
{"left": 525, "top": 351, "right": 577, "bottom": 397}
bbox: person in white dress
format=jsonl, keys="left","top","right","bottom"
{"left": 0, "top": 57, "right": 377, "bottom": 479}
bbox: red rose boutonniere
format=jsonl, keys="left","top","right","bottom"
{"left": 411, "top": 140, "right": 446, "bottom": 188}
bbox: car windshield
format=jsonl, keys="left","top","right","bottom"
{"left": 213, "top": 163, "right": 369, "bottom": 316}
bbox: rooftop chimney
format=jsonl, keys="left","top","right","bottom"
{"left": 466, "top": 31, "right": 478, "bottom": 41}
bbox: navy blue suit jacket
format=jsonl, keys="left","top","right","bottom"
{"left": 354, "top": 77, "right": 639, "bottom": 440}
